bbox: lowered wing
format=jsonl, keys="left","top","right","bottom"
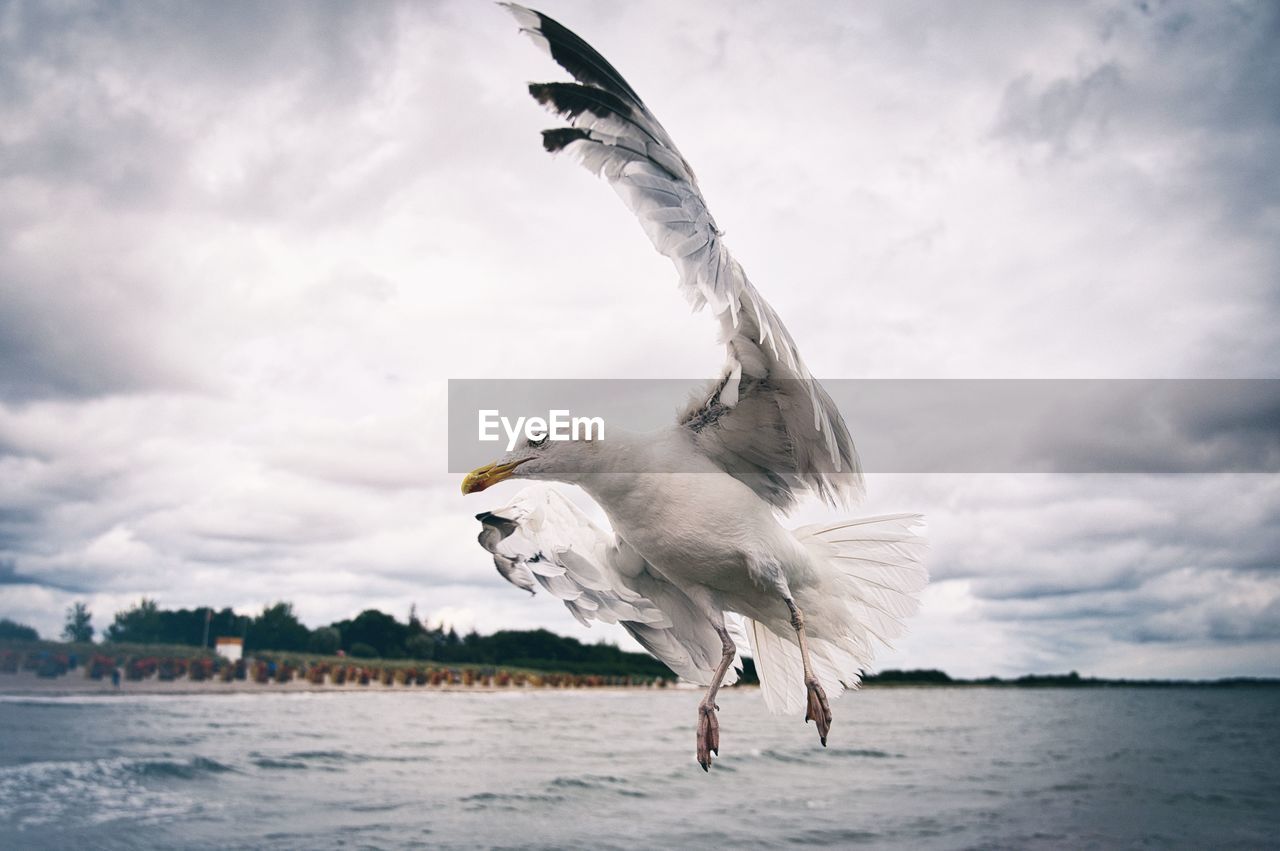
{"left": 476, "top": 484, "right": 740, "bottom": 685}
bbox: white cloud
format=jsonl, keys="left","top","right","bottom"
{"left": 0, "top": 1, "right": 1277, "bottom": 677}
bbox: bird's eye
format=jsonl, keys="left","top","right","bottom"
{"left": 527, "top": 434, "right": 548, "bottom": 448}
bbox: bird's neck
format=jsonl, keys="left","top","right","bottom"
{"left": 555, "top": 427, "right": 648, "bottom": 480}
{"left": 556, "top": 427, "right": 689, "bottom": 506}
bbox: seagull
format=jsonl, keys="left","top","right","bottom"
{"left": 464, "top": 4, "right": 928, "bottom": 771}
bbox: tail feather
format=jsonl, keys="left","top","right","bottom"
{"left": 747, "top": 514, "right": 928, "bottom": 715}
{"left": 745, "top": 616, "right": 806, "bottom": 715}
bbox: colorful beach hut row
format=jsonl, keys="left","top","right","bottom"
{"left": 1, "top": 649, "right": 671, "bottom": 688}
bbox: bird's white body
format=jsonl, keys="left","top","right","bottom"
{"left": 474, "top": 425, "right": 927, "bottom": 718}
{"left": 570, "top": 430, "right": 806, "bottom": 597}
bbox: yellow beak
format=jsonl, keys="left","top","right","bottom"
{"left": 460, "top": 459, "right": 527, "bottom": 495}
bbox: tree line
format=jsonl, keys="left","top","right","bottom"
{"left": 1, "top": 600, "right": 675, "bottom": 678}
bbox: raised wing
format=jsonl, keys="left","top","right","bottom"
{"left": 504, "top": 4, "right": 862, "bottom": 510}
{"left": 475, "top": 484, "right": 740, "bottom": 685}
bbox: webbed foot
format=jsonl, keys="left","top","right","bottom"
{"left": 804, "top": 678, "right": 832, "bottom": 746}
{"left": 696, "top": 701, "right": 720, "bottom": 771}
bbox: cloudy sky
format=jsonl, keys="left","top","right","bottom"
{"left": 1, "top": 0, "right": 1277, "bottom": 678}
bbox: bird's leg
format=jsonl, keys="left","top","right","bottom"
{"left": 696, "top": 626, "right": 737, "bottom": 772}
{"left": 785, "top": 597, "right": 832, "bottom": 746}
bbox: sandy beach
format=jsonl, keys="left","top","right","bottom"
{"left": 0, "top": 669, "right": 693, "bottom": 697}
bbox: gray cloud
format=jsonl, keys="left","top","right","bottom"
{"left": 0, "top": 0, "right": 1276, "bottom": 675}
{"left": 0, "top": 557, "right": 84, "bottom": 592}
{"left": 994, "top": 63, "right": 1124, "bottom": 156}
{"left": 994, "top": 0, "right": 1280, "bottom": 230}
{"left": 904, "top": 473, "right": 1280, "bottom": 658}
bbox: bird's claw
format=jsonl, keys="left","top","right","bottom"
{"left": 804, "top": 678, "right": 832, "bottom": 746}
{"left": 696, "top": 702, "right": 720, "bottom": 771}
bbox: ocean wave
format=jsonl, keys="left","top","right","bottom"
{"left": 459, "top": 790, "right": 566, "bottom": 811}
{"left": 0, "top": 757, "right": 207, "bottom": 831}
{"left": 125, "top": 756, "right": 236, "bottom": 779}
{"left": 790, "top": 827, "right": 883, "bottom": 844}
{"left": 275, "top": 748, "right": 433, "bottom": 765}
{"left": 746, "top": 744, "right": 901, "bottom": 765}
{"left": 547, "top": 774, "right": 648, "bottom": 797}
{"left": 251, "top": 757, "right": 310, "bottom": 771}
{"left": 282, "top": 749, "right": 354, "bottom": 761}
{"left": 824, "top": 747, "right": 902, "bottom": 759}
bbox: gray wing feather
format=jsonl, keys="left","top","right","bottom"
{"left": 477, "top": 516, "right": 537, "bottom": 595}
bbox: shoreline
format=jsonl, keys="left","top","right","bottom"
{"left": 3, "top": 669, "right": 1274, "bottom": 698}
{"left": 0, "top": 670, "right": 700, "bottom": 697}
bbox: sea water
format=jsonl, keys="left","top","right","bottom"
{"left": 0, "top": 687, "right": 1276, "bottom": 849}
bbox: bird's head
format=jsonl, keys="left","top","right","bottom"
{"left": 460, "top": 433, "right": 604, "bottom": 495}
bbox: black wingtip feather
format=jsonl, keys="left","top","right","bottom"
{"left": 541, "top": 127, "right": 589, "bottom": 153}
{"left": 516, "top": 7, "right": 646, "bottom": 108}
{"left": 529, "top": 81, "right": 636, "bottom": 125}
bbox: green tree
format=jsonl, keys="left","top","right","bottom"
{"left": 245, "top": 602, "right": 310, "bottom": 652}
{"left": 102, "top": 600, "right": 249, "bottom": 647}
{"left": 332, "top": 609, "right": 411, "bottom": 658}
{"left": 204, "top": 607, "right": 251, "bottom": 647}
{"left": 307, "top": 626, "right": 341, "bottom": 655}
{"left": 405, "top": 633, "right": 435, "bottom": 660}
{"left": 105, "top": 598, "right": 162, "bottom": 643}
{"left": 408, "top": 603, "right": 425, "bottom": 634}
{"left": 62, "top": 602, "right": 94, "bottom": 643}
{"left": 0, "top": 618, "right": 39, "bottom": 641}
{"left": 349, "top": 642, "right": 377, "bottom": 659}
